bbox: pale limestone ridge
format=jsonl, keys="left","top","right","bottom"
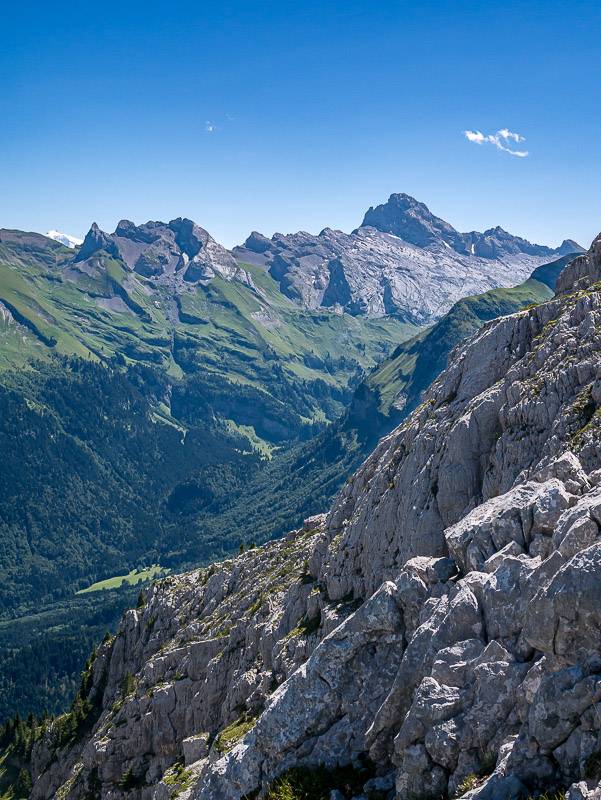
{"left": 233, "top": 194, "right": 581, "bottom": 324}
{"left": 30, "top": 233, "right": 601, "bottom": 800}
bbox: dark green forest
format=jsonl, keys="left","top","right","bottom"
{"left": 0, "top": 352, "right": 369, "bottom": 722}
{"left": 0, "top": 357, "right": 261, "bottom": 610}
{"left": 0, "top": 589, "right": 139, "bottom": 721}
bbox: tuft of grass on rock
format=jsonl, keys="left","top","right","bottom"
{"left": 162, "top": 759, "right": 193, "bottom": 798}
{"left": 255, "top": 763, "right": 375, "bottom": 800}
{"left": 214, "top": 713, "right": 257, "bottom": 753}
{"left": 455, "top": 773, "right": 480, "bottom": 796}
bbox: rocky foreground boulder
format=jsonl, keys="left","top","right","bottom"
{"left": 30, "top": 234, "right": 601, "bottom": 798}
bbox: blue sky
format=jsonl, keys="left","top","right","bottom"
{"left": 1, "top": 0, "right": 600, "bottom": 248}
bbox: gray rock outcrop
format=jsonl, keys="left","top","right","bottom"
{"left": 234, "top": 193, "right": 582, "bottom": 324}
{"left": 72, "top": 217, "right": 250, "bottom": 291}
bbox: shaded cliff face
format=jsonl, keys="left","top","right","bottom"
{"left": 234, "top": 194, "right": 581, "bottom": 325}
{"left": 74, "top": 217, "right": 244, "bottom": 287}
{"left": 29, "top": 234, "right": 601, "bottom": 800}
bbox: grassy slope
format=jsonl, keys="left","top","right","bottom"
{"left": 179, "top": 262, "right": 415, "bottom": 386}
{"left": 76, "top": 565, "right": 167, "bottom": 594}
{"left": 196, "top": 264, "right": 572, "bottom": 560}
{"left": 0, "top": 233, "right": 416, "bottom": 437}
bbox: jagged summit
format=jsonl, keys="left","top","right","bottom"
{"left": 242, "top": 230, "right": 272, "bottom": 253}
{"left": 75, "top": 222, "right": 120, "bottom": 261}
{"left": 361, "top": 192, "right": 464, "bottom": 249}
{"left": 557, "top": 230, "right": 601, "bottom": 293}
{"left": 559, "top": 237, "right": 584, "bottom": 254}
{"left": 73, "top": 217, "right": 243, "bottom": 285}
{"left": 234, "top": 193, "right": 582, "bottom": 324}
{"left": 361, "top": 193, "right": 583, "bottom": 260}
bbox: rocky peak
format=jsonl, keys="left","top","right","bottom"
{"left": 72, "top": 217, "right": 240, "bottom": 285}
{"left": 114, "top": 219, "right": 160, "bottom": 244}
{"left": 359, "top": 194, "right": 581, "bottom": 262}
{"left": 556, "top": 231, "right": 601, "bottom": 293}
{"left": 558, "top": 237, "right": 586, "bottom": 255}
{"left": 361, "top": 192, "right": 465, "bottom": 250}
{"left": 167, "top": 217, "right": 207, "bottom": 259}
{"left": 75, "top": 222, "right": 120, "bottom": 262}
{"left": 464, "top": 226, "right": 544, "bottom": 258}
{"left": 241, "top": 230, "right": 272, "bottom": 254}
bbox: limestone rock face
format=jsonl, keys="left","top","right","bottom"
{"left": 30, "top": 232, "right": 601, "bottom": 799}
{"left": 557, "top": 232, "right": 601, "bottom": 294}
{"left": 233, "top": 193, "right": 581, "bottom": 324}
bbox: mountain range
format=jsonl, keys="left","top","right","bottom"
{"left": 234, "top": 193, "right": 579, "bottom": 322}
{"left": 1, "top": 192, "right": 578, "bottom": 442}
{"left": 8, "top": 226, "right": 601, "bottom": 800}
{"left": 0, "top": 194, "right": 584, "bottom": 774}
{"left": 42, "top": 192, "right": 579, "bottom": 330}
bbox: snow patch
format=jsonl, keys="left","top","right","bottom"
{"left": 46, "top": 230, "right": 84, "bottom": 249}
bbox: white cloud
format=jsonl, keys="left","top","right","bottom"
{"left": 465, "top": 130, "right": 487, "bottom": 144}
{"left": 464, "top": 128, "right": 528, "bottom": 157}
{"left": 205, "top": 120, "right": 217, "bottom": 133}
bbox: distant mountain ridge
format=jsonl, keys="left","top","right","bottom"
{"left": 234, "top": 192, "right": 583, "bottom": 324}
{"left": 43, "top": 193, "right": 583, "bottom": 329}
{"left": 361, "top": 193, "right": 579, "bottom": 257}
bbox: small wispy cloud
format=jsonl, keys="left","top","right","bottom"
{"left": 205, "top": 120, "right": 217, "bottom": 133}
{"left": 464, "top": 128, "right": 529, "bottom": 158}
